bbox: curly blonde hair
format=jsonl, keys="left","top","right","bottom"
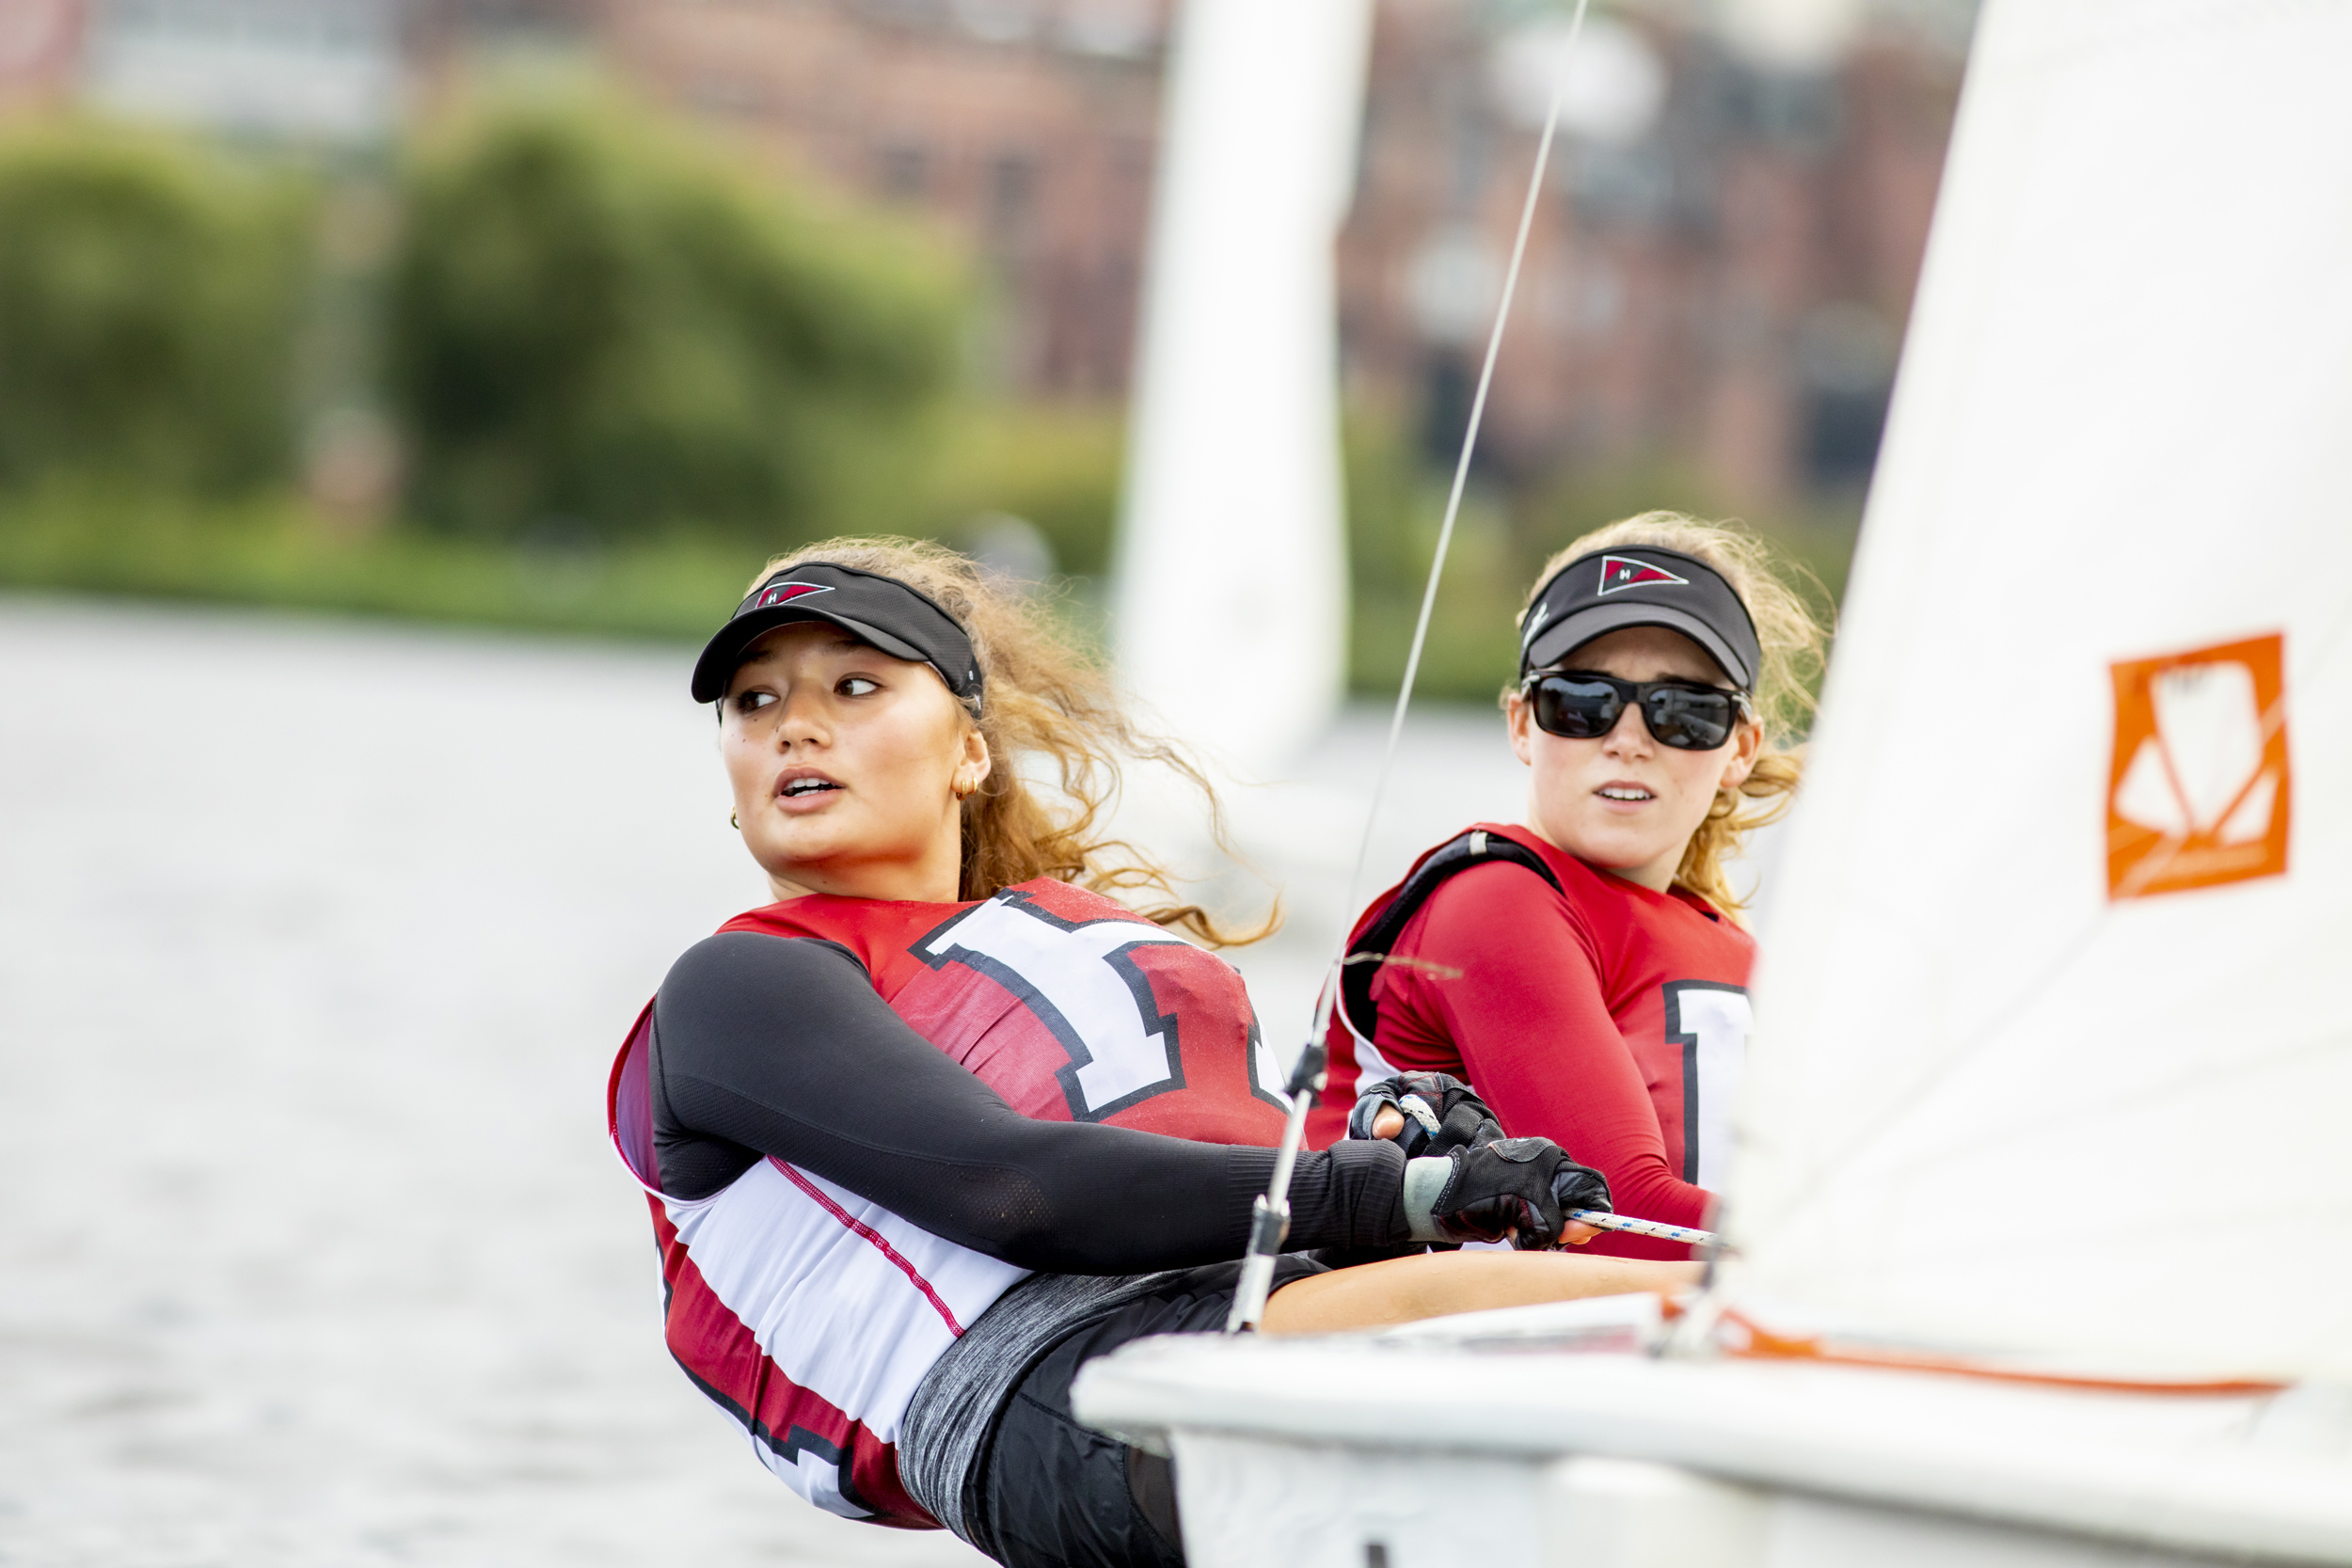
{"left": 1515, "top": 512, "right": 1830, "bottom": 915}
{"left": 744, "top": 537, "right": 1271, "bottom": 946}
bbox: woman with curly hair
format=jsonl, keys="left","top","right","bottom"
{"left": 1311, "top": 514, "right": 1830, "bottom": 1261}
{"left": 607, "top": 538, "right": 1695, "bottom": 1568}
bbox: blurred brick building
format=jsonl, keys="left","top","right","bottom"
{"left": 39, "top": 0, "right": 1964, "bottom": 501}
{"left": 546, "top": 0, "right": 1169, "bottom": 398}
{"left": 578, "top": 0, "right": 1963, "bottom": 502}
{"left": 0, "top": 0, "right": 86, "bottom": 109}
{"left": 1346, "top": 2, "right": 1963, "bottom": 500}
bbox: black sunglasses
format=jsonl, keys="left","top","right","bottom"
{"left": 1520, "top": 670, "right": 1754, "bottom": 752}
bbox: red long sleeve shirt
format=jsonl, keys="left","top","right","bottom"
{"left": 1309, "top": 823, "right": 1755, "bottom": 1259}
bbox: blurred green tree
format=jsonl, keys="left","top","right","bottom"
{"left": 0, "top": 123, "right": 311, "bottom": 494}
{"left": 388, "top": 89, "right": 962, "bottom": 544}
{"left": 1343, "top": 406, "right": 1528, "bottom": 698}
{"left": 931, "top": 402, "right": 1124, "bottom": 578}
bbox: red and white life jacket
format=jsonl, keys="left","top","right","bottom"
{"left": 608, "top": 879, "right": 1289, "bottom": 1527}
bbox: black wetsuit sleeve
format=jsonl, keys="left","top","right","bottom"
{"left": 648, "top": 931, "right": 1408, "bottom": 1274}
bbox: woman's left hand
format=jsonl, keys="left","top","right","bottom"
{"left": 1547, "top": 1156, "right": 1612, "bottom": 1248}
{"left": 1350, "top": 1071, "right": 1502, "bottom": 1157}
{"left": 1356, "top": 1071, "right": 1609, "bottom": 1247}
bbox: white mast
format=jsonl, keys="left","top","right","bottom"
{"left": 1726, "top": 0, "right": 2352, "bottom": 1382}
{"left": 1110, "top": 0, "right": 1373, "bottom": 775}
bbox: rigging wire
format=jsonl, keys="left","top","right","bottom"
{"left": 1227, "top": 0, "right": 1596, "bottom": 1333}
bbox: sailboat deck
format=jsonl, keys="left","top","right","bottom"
{"left": 1073, "top": 1321, "right": 2352, "bottom": 1565}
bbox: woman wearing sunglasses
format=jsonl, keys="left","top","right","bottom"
{"left": 1311, "top": 514, "right": 1826, "bottom": 1260}
{"left": 608, "top": 538, "right": 1699, "bottom": 1568}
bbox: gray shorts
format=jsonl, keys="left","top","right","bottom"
{"left": 898, "top": 1258, "right": 1328, "bottom": 1565}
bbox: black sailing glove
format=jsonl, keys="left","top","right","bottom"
{"left": 1348, "top": 1071, "right": 1503, "bottom": 1159}
{"left": 1403, "top": 1137, "right": 1613, "bottom": 1251}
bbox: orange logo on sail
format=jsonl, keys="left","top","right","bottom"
{"left": 2106, "top": 633, "right": 2290, "bottom": 899}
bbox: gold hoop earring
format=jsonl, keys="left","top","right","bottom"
{"left": 730, "top": 810, "right": 739, "bottom": 829}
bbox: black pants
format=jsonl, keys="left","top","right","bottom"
{"left": 975, "top": 1257, "right": 1327, "bottom": 1568}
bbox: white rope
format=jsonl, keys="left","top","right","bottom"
{"left": 1228, "top": 0, "right": 1596, "bottom": 1333}
{"left": 1569, "top": 1210, "right": 1723, "bottom": 1250}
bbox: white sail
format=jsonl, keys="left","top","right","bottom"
{"left": 1110, "top": 0, "right": 1372, "bottom": 773}
{"left": 1727, "top": 0, "right": 2352, "bottom": 1382}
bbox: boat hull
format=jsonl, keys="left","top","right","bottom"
{"left": 1073, "top": 1320, "right": 2352, "bottom": 1567}
{"left": 1164, "top": 1433, "right": 2257, "bottom": 1568}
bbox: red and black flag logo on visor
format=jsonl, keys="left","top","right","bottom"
{"left": 1597, "top": 555, "right": 1689, "bottom": 594}
{"left": 755, "top": 581, "right": 834, "bottom": 610}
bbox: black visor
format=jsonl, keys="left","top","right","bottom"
{"left": 1518, "top": 546, "right": 1762, "bottom": 690}
{"left": 691, "top": 562, "right": 982, "bottom": 707}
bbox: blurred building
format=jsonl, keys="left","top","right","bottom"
{"left": 40, "top": 0, "right": 595, "bottom": 138}
{"left": 582, "top": 0, "right": 1963, "bottom": 501}
{"left": 24, "top": 0, "right": 1966, "bottom": 501}
{"left": 1344, "top": 2, "right": 1963, "bottom": 500}
{"left": 0, "top": 0, "right": 87, "bottom": 109}
{"left": 78, "top": 0, "right": 404, "bottom": 139}
{"left": 589, "top": 0, "right": 1168, "bottom": 398}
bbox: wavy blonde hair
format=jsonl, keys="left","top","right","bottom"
{"left": 742, "top": 537, "right": 1271, "bottom": 946}
{"left": 1515, "top": 512, "right": 1831, "bottom": 915}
